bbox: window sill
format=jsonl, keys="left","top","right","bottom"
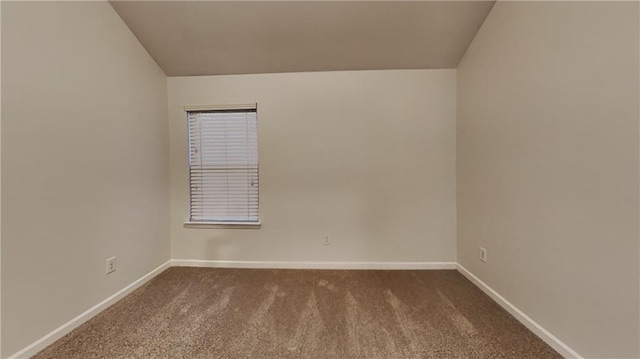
{"left": 183, "top": 221, "right": 262, "bottom": 229}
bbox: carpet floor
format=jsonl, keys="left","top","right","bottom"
{"left": 34, "top": 267, "right": 561, "bottom": 358}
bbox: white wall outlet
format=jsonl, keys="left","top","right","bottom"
{"left": 106, "top": 256, "right": 117, "bottom": 274}
{"left": 323, "top": 234, "right": 331, "bottom": 245}
{"left": 479, "top": 247, "right": 487, "bottom": 263}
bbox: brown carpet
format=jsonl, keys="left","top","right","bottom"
{"left": 34, "top": 267, "right": 561, "bottom": 359}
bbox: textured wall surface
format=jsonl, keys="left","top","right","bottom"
{"left": 457, "top": 2, "right": 639, "bottom": 357}
{"left": 2, "top": 2, "right": 170, "bottom": 356}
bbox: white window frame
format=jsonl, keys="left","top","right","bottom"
{"left": 183, "top": 103, "right": 261, "bottom": 229}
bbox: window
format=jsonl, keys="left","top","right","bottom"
{"left": 184, "top": 104, "right": 259, "bottom": 228}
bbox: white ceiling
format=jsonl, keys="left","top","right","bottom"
{"left": 110, "top": 1, "right": 495, "bottom": 76}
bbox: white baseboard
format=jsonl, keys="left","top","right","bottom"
{"left": 8, "top": 260, "right": 172, "bottom": 359}
{"left": 456, "top": 264, "right": 583, "bottom": 359}
{"left": 172, "top": 259, "right": 457, "bottom": 270}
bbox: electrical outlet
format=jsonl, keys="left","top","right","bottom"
{"left": 106, "top": 256, "right": 117, "bottom": 274}
{"left": 479, "top": 247, "right": 487, "bottom": 263}
{"left": 323, "top": 234, "right": 331, "bottom": 245}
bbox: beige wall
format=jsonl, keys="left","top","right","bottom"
{"left": 1, "top": 2, "right": 170, "bottom": 357}
{"left": 168, "top": 70, "right": 457, "bottom": 264}
{"left": 1, "top": 2, "right": 3, "bottom": 355}
{"left": 457, "top": 2, "right": 639, "bottom": 358}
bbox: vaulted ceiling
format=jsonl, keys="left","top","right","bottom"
{"left": 110, "top": 1, "right": 495, "bottom": 76}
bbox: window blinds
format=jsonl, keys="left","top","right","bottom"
{"left": 187, "top": 108, "right": 259, "bottom": 223}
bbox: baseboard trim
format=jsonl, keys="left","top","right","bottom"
{"left": 8, "top": 260, "right": 172, "bottom": 359}
{"left": 172, "top": 259, "right": 457, "bottom": 270}
{"left": 456, "top": 264, "right": 583, "bottom": 359}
